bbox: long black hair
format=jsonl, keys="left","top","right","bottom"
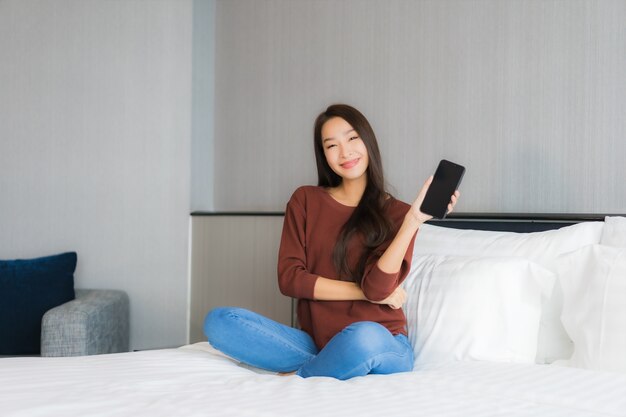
{"left": 313, "top": 104, "right": 393, "bottom": 286}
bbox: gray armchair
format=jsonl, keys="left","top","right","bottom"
{"left": 40, "top": 289, "right": 130, "bottom": 357}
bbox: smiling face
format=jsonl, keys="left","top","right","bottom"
{"left": 321, "top": 117, "right": 369, "bottom": 183}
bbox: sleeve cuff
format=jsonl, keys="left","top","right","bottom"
{"left": 295, "top": 272, "right": 319, "bottom": 300}
{"left": 361, "top": 263, "right": 399, "bottom": 301}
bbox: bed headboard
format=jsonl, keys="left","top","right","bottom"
{"left": 430, "top": 213, "right": 610, "bottom": 233}
{"left": 189, "top": 212, "right": 621, "bottom": 334}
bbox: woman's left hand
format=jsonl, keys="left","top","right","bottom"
{"left": 407, "top": 176, "right": 461, "bottom": 225}
{"left": 369, "top": 286, "right": 407, "bottom": 309}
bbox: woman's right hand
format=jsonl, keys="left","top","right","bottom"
{"left": 369, "top": 286, "right": 407, "bottom": 309}
{"left": 406, "top": 176, "right": 435, "bottom": 226}
{"left": 406, "top": 176, "right": 460, "bottom": 227}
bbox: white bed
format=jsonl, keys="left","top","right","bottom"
{"left": 1, "top": 342, "right": 625, "bottom": 417}
{"left": 3, "top": 215, "right": 625, "bottom": 417}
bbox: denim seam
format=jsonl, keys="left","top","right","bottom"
{"left": 227, "top": 311, "right": 316, "bottom": 359}
{"left": 335, "top": 349, "right": 412, "bottom": 380}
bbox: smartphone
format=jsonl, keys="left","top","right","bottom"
{"left": 420, "top": 159, "right": 465, "bottom": 219}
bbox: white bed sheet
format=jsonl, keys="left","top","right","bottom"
{"left": 1, "top": 342, "right": 625, "bottom": 417}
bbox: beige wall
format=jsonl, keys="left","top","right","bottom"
{"left": 189, "top": 216, "right": 291, "bottom": 343}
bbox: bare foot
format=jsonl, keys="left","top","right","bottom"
{"left": 278, "top": 371, "right": 297, "bottom": 376}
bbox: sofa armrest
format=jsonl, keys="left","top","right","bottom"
{"left": 41, "top": 289, "right": 129, "bottom": 357}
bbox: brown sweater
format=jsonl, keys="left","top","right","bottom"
{"left": 277, "top": 186, "right": 416, "bottom": 349}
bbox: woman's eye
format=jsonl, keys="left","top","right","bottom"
{"left": 349, "top": 136, "right": 359, "bottom": 141}
{"left": 326, "top": 144, "right": 336, "bottom": 149}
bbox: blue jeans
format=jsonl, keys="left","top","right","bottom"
{"left": 203, "top": 307, "right": 414, "bottom": 380}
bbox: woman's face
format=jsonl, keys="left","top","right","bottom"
{"left": 321, "top": 117, "right": 369, "bottom": 183}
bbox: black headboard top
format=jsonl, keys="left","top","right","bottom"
{"left": 432, "top": 213, "right": 612, "bottom": 233}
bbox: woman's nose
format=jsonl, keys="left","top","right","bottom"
{"left": 339, "top": 144, "right": 353, "bottom": 159}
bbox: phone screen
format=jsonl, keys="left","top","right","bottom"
{"left": 420, "top": 159, "right": 465, "bottom": 219}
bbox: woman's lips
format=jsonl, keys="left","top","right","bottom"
{"left": 341, "top": 158, "right": 360, "bottom": 169}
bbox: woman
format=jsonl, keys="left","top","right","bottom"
{"left": 204, "top": 104, "right": 459, "bottom": 380}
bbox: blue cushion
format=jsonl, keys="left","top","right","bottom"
{"left": 0, "top": 252, "right": 76, "bottom": 354}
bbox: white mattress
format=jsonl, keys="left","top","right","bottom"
{"left": 1, "top": 342, "right": 625, "bottom": 417}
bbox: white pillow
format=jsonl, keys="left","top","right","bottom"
{"left": 557, "top": 245, "right": 626, "bottom": 374}
{"left": 414, "top": 222, "right": 604, "bottom": 269}
{"left": 601, "top": 216, "right": 626, "bottom": 247}
{"left": 403, "top": 255, "right": 555, "bottom": 367}
{"left": 413, "top": 221, "right": 604, "bottom": 364}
